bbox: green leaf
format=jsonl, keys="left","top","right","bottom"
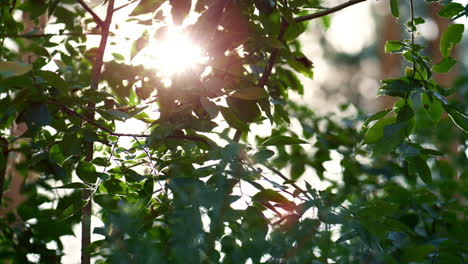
{"left": 385, "top": 40, "right": 404, "bottom": 53}
{"left": 48, "top": 0, "right": 61, "bottom": 17}
{"left": 22, "top": 103, "right": 52, "bottom": 129}
{"left": 284, "top": 20, "right": 308, "bottom": 42}
{"left": 200, "top": 97, "right": 219, "bottom": 119}
{"left": 373, "top": 121, "right": 409, "bottom": 154}
{"left": 230, "top": 87, "right": 268, "bottom": 100}
{"left": 253, "top": 189, "right": 289, "bottom": 204}
{"left": 226, "top": 97, "right": 261, "bottom": 123}
{"left": 38, "top": 70, "right": 69, "bottom": 94}
{"left": 261, "top": 135, "right": 308, "bottom": 146}
{"left": 421, "top": 93, "right": 443, "bottom": 124}
{"left": 54, "top": 182, "right": 91, "bottom": 189}
{"left": 336, "top": 231, "right": 358, "bottom": 243}
{"left": 390, "top": 0, "right": 399, "bottom": 18}
{"left": 60, "top": 200, "right": 87, "bottom": 220}
{"left": 440, "top": 24, "right": 464, "bottom": 57}
{"left": 252, "top": 149, "right": 274, "bottom": 163}
{"left": 432, "top": 56, "right": 457, "bottom": 73}
{"left": 146, "top": 123, "right": 175, "bottom": 147}
{"left": 255, "top": 0, "right": 276, "bottom": 14}
{"left": 402, "top": 244, "right": 436, "bottom": 263}
{"left": 443, "top": 104, "right": 468, "bottom": 133}
{"left": 362, "top": 109, "right": 392, "bottom": 129}
{"left": 131, "top": 31, "right": 149, "bottom": 60}
{"left": 60, "top": 134, "right": 82, "bottom": 157}
{"left": 76, "top": 161, "right": 97, "bottom": 183}
{"left": 438, "top": 2, "right": 465, "bottom": 18}
{"left": 378, "top": 78, "right": 415, "bottom": 98}
{"left": 413, "top": 156, "right": 432, "bottom": 184}
{"left": 290, "top": 159, "right": 305, "bottom": 180}
{"left": 219, "top": 106, "right": 249, "bottom": 131}
{"left": 396, "top": 104, "right": 414, "bottom": 122}
{"left": 0, "top": 61, "right": 32, "bottom": 78}
{"left": 364, "top": 117, "right": 396, "bottom": 144}
{"left": 130, "top": 0, "right": 164, "bottom": 16}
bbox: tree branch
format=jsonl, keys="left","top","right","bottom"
{"left": 47, "top": 100, "right": 213, "bottom": 146}
{"left": 0, "top": 32, "right": 100, "bottom": 38}
{"left": 113, "top": 0, "right": 139, "bottom": 13}
{"left": 258, "top": 0, "right": 368, "bottom": 88}
{"left": 81, "top": 0, "right": 113, "bottom": 263}
{"left": 257, "top": 19, "right": 288, "bottom": 88}
{"left": 76, "top": 0, "right": 104, "bottom": 26}
{"left": 294, "top": 0, "right": 367, "bottom": 23}
{"left": 262, "top": 164, "right": 310, "bottom": 199}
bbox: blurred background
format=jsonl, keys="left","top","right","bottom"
{"left": 3, "top": 0, "right": 468, "bottom": 262}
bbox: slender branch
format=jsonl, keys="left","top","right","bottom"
{"left": 81, "top": 1, "right": 114, "bottom": 263}
{"left": 258, "top": 0, "right": 368, "bottom": 88}
{"left": 113, "top": 0, "right": 139, "bottom": 13}
{"left": 0, "top": 32, "right": 100, "bottom": 38}
{"left": 76, "top": 0, "right": 104, "bottom": 26}
{"left": 133, "top": 137, "right": 166, "bottom": 194}
{"left": 0, "top": 137, "right": 8, "bottom": 204}
{"left": 262, "top": 164, "right": 310, "bottom": 199}
{"left": 294, "top": 0, "right": 367, "bottom": 23}
{"left": 233, "top": 130, "right": 242, "bottom": 142}
{"left": 9, "top": 0, "right": 17, "bottom": 13}
{"left": 258, "top": 19, "right": 288, "bottom": 88}
{"left": 409, "top": 0, "right": 416, "bottom": 73}
{"left": 47, "top": 100, "right": 213, "bottom": 146}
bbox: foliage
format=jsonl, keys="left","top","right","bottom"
{"left": 0, "top": 0, "right": 467, "bottom": 263}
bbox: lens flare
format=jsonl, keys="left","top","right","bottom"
{"left": 137, "top": 27, "right": 206, "bottom": 77}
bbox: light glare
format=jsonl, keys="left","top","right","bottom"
{"left": 139, "top": 27, "right": 206, "bottom": 76}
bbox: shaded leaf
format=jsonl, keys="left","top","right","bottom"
{"left": 443, "top": 104, "right": 468, "bottom": 133}
{"left": 231, "top": 87, "right": 268, "bottom": 100}
{"left": 130, "top": 0, "right": 165, "bottom": 16}
{"left": 76, "top": 161, "right": 97, "bottom": 183}
{"left": 54, "top": 182, "right": 91, "bottom": 189}
{"left": 253, "top": 189, "right": 289, "bottom": 204}
{"left": 261, "top": 135, "right": 308, "bottom": 146}
{"left": 438, "top": 2, "right": 464, "bottom": 18}
{"left": 0, "top": 61, "right": 32, "bottom": 78}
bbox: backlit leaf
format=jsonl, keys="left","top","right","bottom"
{"left": 440, "top": 24, "right": 464, "bottom": 57}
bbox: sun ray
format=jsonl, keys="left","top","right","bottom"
{"left": 134, "top": 26, "right": 207, "bottom": 77}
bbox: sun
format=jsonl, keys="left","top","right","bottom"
{"left": 137, "top": 26, "right": 206, "bottom": 77}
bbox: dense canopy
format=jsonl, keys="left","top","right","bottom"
{"left": 0, "top": 0, "right": 467, "bottom": 263}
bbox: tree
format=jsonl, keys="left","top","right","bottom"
{"left": 0, "top": 0, "right": 467, "bottom": 263}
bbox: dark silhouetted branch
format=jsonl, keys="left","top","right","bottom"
{"left": 76, "top": 0, "right": 104, "bottom": 26}
{"left": 294, "top": 0, "right": 367, "bottom": 23}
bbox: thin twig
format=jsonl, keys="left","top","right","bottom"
{"left": 133, "top": 137, "right": 166, "bottom": 194}
{"left": 113, "top": 0, "right": 139, "bottom": 13}
{"left": 409, "top": 0, "right": 416, "bottom": 73}
{"left": 47, "top": 99, "right": 213, "bottom": 146}
{"left": 257, "top": 18, "right": 288, "bottom": 88}
{"left": 0, "top": 32, "right": 101, "bottom": 38}
{"left": 233, "top": 130, "right": 242, "bottom": 142}
{"left": 262, "top": 164, "right": 311, "bottom": 199}
{"left": 0, "top": 137, "right": 9, "bottom": 204}
{"left": 294, "top": 0, "right": 367, "bottom": 23}
{"left": 76, "top": 0, "right": 104, "bottom": 26}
